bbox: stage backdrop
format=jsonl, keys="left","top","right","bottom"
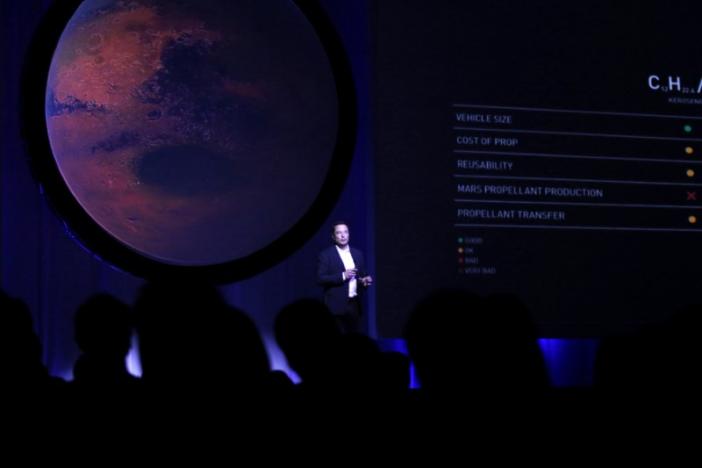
{"left": 1, "top": 0, "right": 374, "bottom": 379}
{"left": 2, "top": 0, "right": 598, "bottom": 385}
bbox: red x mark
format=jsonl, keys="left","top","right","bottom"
{"left": 687, "top": 191, "right": 698, "bottom": 201}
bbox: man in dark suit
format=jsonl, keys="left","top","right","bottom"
{"left": 317, "top": 222, "right": 373, "bottom": 334}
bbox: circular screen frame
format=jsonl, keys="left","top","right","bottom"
{"left": 21, "top": 0, "right": 356, "bottom": 283}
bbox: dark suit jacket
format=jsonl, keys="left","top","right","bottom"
{"left": 317, "top": 245, "right": 366, "bottom": 315}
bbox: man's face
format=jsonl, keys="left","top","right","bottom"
{"left": 332, "top": 224, "right": 350, "bottom": 247}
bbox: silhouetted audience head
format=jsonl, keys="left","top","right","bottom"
{"left": 133, "top": 280, "right": 227, "bottom": 384}
{"left": 337, "top": 332, "right": 381, "bottom": 392}
{"left": 593, "top": 333, "right": 649, "bottom": 392}
{"left": 74, "top": 293, "right": 132, "bottom": 357}
{"left": 1, "top": 290, "right": 52, "bottom": 389}
{"left": 378, "top": 351, "right": 411, "bottom": 396}
{"left": 657, "top": 304, "right": 702, "bottom": 393}
{"left": 404, "top": 289, "right": 547, "bottom": 400}
{"left": 72, "top": 293, "right": 136, "bottom": 387}
{"left": 212, "top": 305, "right": 271, "bottom": 387}
{"left": 274, "top": 298, "right": 341, "bottom": 385}
{"left": 595, "top": 304, "right": 702, "bottom": 400}
{"left": 133, "top": 280, "right": 269, "bottom": 394}
{"left": 483, "top": 293, "right": 549, "bottom": 391}
{"left": 1, "top": 290, "right": 34, "bottom": 336}
{"left": 403, "top": 289, "right": 481, "bottom": 396}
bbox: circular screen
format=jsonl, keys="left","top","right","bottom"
{"left": 43, "top": 0, "right": 345, "bottom": 268}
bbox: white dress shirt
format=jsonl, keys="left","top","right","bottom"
{"left": 336, "top": 245, "right": 357, "bottom": 298}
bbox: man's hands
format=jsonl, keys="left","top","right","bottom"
{"left": 344, "top": 269, "right": 373, "bottom": 287}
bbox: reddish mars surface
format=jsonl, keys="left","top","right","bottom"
{"left": 46, "top": 0, "right": 338, "bottom": 265}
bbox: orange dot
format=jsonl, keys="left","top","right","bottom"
{"left": 687, "top": 169, "right": 696, "bottom": 177}
{"left": 457, "top": 247, "right": 464, "bottom": 254}
{"left": 690, "top": 216, "right": 698, "bottom": 224}
{"left": 685, "top": 146, "right": 694, "bottom": 155}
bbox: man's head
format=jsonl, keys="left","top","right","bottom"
{"left": 332, "top": 222, "right": 350, "bottom": 248}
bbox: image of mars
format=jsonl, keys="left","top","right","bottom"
{"left": 45, "top": 0, "right": 338, "bottom": 266}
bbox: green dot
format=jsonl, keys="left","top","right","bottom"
{"left": 457, "top": 237, "right": 463, "bottom": 243}
{"left": 684, "top": 125, "right": 693, "bottom": 133}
